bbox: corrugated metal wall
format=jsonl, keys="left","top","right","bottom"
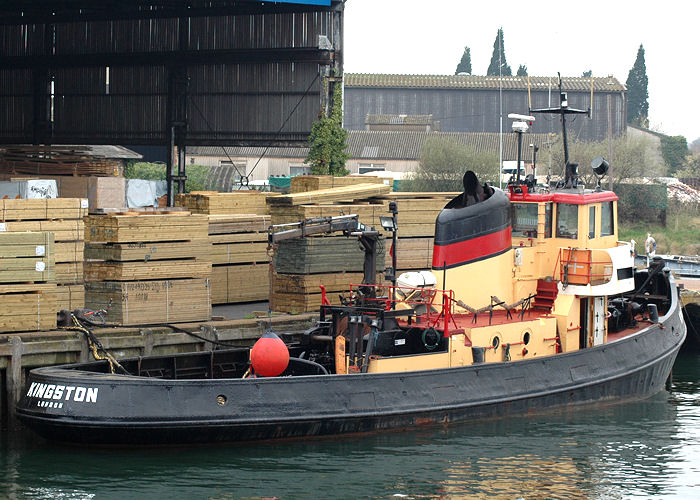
{"left": 0, "top": 3, "right": 338, "bottom": 146}
{"left": 345, "top": 88, "right": 624, "bottom": 142}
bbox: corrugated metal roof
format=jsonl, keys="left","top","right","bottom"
{"left": 189, "top": 131, "right": 556, "bottom": 162}
{"left": 345, "top": 73, "right": 625, "bottom": 92}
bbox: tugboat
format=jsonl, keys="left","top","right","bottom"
{"left": 16, "top": 85, "right": 686, "bottom": 445}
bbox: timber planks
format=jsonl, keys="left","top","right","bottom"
{"left": 211, "top": 263, "right": 269, "bottom": 304}
{"left": 210, "top": 241, "right": 269, "bottom": 265}
{"left": 290, "top": 175, "right": 385, "bottom": 193}
{"left": 85, "top": 240, "right": 210, "bottom": 262}
{"left": 175, "top": 192, "right": 278, "bottom": 215}
{"left": 1, "top": 198, "right": 88, "bottom": 221}
{"left": 273, "top": 236, "right": 385, "bottom": 275}
{"left": 0, "top": 232, "right": 55, "bottom": 283}
{"left": 267, "top": 183, "right": 391, "bottom": 206}
{"left": 85, "top": 260, "right": 212, "bottom": 281}
{"left": 56, "top": 284, "right": 85, "bottom": 311}
{"left": 208, "top": 214, "right": 271, "bottom": 234}
{"left": 85, "top": 278, "right": 211, "bottom": 325}
{"left": 0, "top": 286, "right": 57, "bottom": 332}
{"left": 85, "top": 213, "right": 209, "bottom": 243}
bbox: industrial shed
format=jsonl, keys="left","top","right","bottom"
{"left": 344, "top": 74, "right": 626, "bottom": 142}
{"left": 185, "top": 130, "right": 554, "bottom": 187}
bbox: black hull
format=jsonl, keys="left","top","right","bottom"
{"left": 17, "top": 287, "right": 686, "bottom": 445}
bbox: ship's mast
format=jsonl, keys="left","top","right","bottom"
{"left": 529, "top": 73, "right": 590, "bottom": 188}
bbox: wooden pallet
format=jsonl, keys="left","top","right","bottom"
{"left": 210, "top": 263, "right": 269, "bottom": 304}
{"left": 84, "top": 260, "right": 212, "bottom": 281}
{"left": 0, "top": 145, "right": 122, "bottom": 177}
{"left": 85, "top": 212, "right": 209, "bottom": 243}
{"left": 85, "top": 278, "right": 211, "bottom": 326}
{"left": 85, "top": 239, "right": 210, "bottom": 262}
{"left": 267, "top": 183, "right": 391, "bottom": 207}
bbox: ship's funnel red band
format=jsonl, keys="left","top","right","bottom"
{"left": 432, "top": 226, "right": 512, "bottom": 269}
{"left": 431, "top": 189, "right": 511, "bottom": 270}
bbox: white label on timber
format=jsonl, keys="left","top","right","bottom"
{"left": 35, "top": 245, "right": 45, "bottom": 256}
{"left": 27, "top": 382, "right": 99, "bottom": 404}
{"left": 0, "top": 223, "right": 5, "bottom": 232}
{"left": 80, "top": 199, "right": 88, "bottom": 208}
{"left": 35, "top": 261, "right": 46, "bottom": 272}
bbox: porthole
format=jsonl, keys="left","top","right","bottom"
{"left": 492, "top": 336, "right": 500, "bottom": 349}
{"left": 523, "top": 331, "right": 531, "bottom": 345}
{"left": 217, "top": 395, "right": 227, "bottom": 406}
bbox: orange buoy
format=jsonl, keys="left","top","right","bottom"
{"left": 250, "top": 331, "right": 289, "bottom": 377}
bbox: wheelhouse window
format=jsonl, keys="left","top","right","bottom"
{"left": 601, "top": 201, "right": 614, "bottom": 236}
{"left": 589, "top": 206, "right": 596, "bottom": 238}
{"left": 511, "top": 203, "right": 539, "bottom": 238}
{"left": 544, "top": 203, "right": 553, "bottom": 238}
{"left": 556, "top": 203, "right": 578, "bottom": 239}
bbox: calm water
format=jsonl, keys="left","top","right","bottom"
{"left": 2, "top": 354, "right": 700, "bottom": 500}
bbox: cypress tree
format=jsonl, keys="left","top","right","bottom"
{"left": 455, "top": 46, "right": 472, "bottom": 75}
{"left": 516, "top": 64, "right": 528, "bottom": 76}
{"left": 626, "top": 44, "right": 649, "bottom": 127}
{"left": 487, "top": 28, "right": 511, "bottom": 76}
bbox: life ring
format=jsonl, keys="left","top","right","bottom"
{"left": 422, "top": 327, "right": 440, "bottom": 351}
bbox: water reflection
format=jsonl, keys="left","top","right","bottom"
{"left": 2, "top": 354, "right": 700, "bottom": 499}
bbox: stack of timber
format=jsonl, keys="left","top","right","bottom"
{"left": 208, "top": 214, "right": 271, "bottom": 304}
{"left": 268, "top": 182, "right": 392, "bottom": 313}
{"left": 0, "top": 232, "right": 57, "bottom": 332}
{"left": 267, "top": 183, "right": 391, "bottom": 207}
{"left": 374, "top": 192, "right": 458, "bottom": 272}
{"left": 84, "top": 212, "right": 212, "bottom": 325}
{"left": 290, "top": 175, "right": 386, "bottom": 194}
{"left": 1, "top": 198, "right": 88, "bottom": 310}
{"left": 0, "top": 145, "right": 122, "bottom": 177}
{"left": 270, "top": 237, "right": 385, "bottom": 313}
{"left": 175, "top": 191, "right": 278, "bottom": 215}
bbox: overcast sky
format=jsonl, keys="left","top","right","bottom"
{"left": 343, "top": 0, "right": 700, "bottom": 144}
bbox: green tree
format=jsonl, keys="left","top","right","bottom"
{"left": 626, "top": 44, "right": 649, "bottom": 127}
{"left": 582, "top": 70, "right": 592, "bottom": 77}
{"left": 660, "top": 135, "right": 689, "bottom": 174}
{"left": 550, "top": 134, "right": 663, "bottom": 186}
{"left": 486, "top": 28, "right": 511, "bottom": 76}
{"left": 305, "top": 81, "right": 349, "bottom": 176}
{"left": 124, "top": 161, "right": 210, "bottom": 192}
{"left": 516, "top": 64, "right": 527, "bottom": 76}
{"left": 403, "top": 136, "right": 499, "bottom": 192}
{"left": 676, "top": 153, "right": 700, "bottom": 178}
{"left": 455, "top": 46, "right": 472, "bottom": 75}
